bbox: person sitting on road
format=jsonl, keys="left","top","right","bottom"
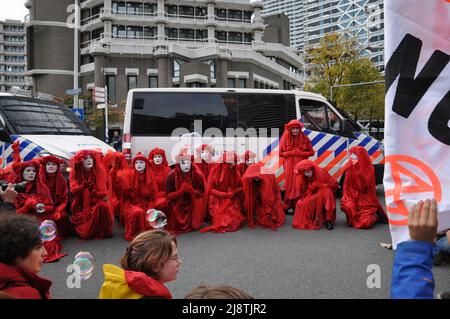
{"left": 292, "top": 160, "right": 339, "bottom": 231}
{"left": 391, "top": 199, "right": 438, "bottom": 299}
{"left": 185, "top": 285, "right": 254, "bottom": 299}
{"left": 341, "top": 146, "right": 388, "bottom": 229}
{"left": 0, "top": 214, "right": 52, "bottom": 299}
{"left": 98, "top": 230, "right": 180, "bottom": 299}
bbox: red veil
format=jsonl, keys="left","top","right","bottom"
{"left": 279, "top": 120, "right": 315, "bottom": 208}
{"left": 165, "top": 151, "right": 205, "bottom": 234}
{"left": 194, "top": 144, "right": 214, "bottom": 181}
{"left": 118, "top": 153, "right": 158, "bottom": 241}
{"left": 148, "top": 147, "right": 171, "bottom": 192}
{"left": 102, "top": 151, "right": 129, "bottom": 222}
{"left": 200, "top": 152, "right": 245, "bottom": 233}
{"left": 242, "top": 163, "right": 285, "bottom": 230}
{"left": 341, "top": 146, "right": 386, "bottom": 229}
{"left": 39, "top": 155, "right": 72, "bottom": 238}
{"left": 238, "top": 151, "right": 257, "bottom": 177}
{"left": 12, "top": 159, "right": 67, "bottom": 262}
{"left": 292, "top": 160, "right": 338, "bottom": 230}
{"left": 69, "top": 150, "right": 113, "bottom": 239}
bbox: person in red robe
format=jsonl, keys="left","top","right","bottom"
{"left": 148, "top": 148, "right": 171, "bottom": 210}
{"left": 279, "top": 120, "right": 315, "bottom": 213}
{"left": 39, "top": 155, "right": 73, "bottom": 238}
{"left": 238, "top": 151, "right": 257, "bottom": 177}
{"left": 292, "top": 160, "right": 339, "bottom": 230}
{"left": 194, "top": 144, "right": 215, "bottom": 181}
{"left": 118, "top": 153, "right": 159, "bottom": 241}
{"left": 165, "top": 151, "right": 205, "bottom": 234}
{"left": 69, "top": 150, "right": 113, "bottom": 240}
{"left": 341, "top": 146, "right": 388, "bottom": 229}
{"left": 9, "top": 160, "right": 67, "bottom": 262}
{"left": 242, "top": 163, "right": 285, "bottom": 230}
{"left": 103, "top": 151, "right": 129, "bottom": 223}
{"left": 200, "top": 152, "right": 245, "bottom": 233}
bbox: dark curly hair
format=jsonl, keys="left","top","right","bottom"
{"left": 0, "top": 215, "right": 42, "bottom": 265}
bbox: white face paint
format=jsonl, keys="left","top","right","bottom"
{"left": 201, "top": 150, "right": 211, "bottom": 161}
{"left": 135, "top": 160, "right": 146, "bottom": 172}
{"left": 291, "top": 128, "right": 300, "bottom": 136}
{"left": 23, "top": 166, "right": 36, "bottom": 181}
{"left": 83, "top": 154, "right": 94, "bottom": 171}
{"left": 303, "top": 169, "right": 313, "bottom": 178}
{"left": 45, "top": 162, "right": 58, "bottom": 174}
{"left": 351, "top": 153, "right": 359, "bottom": 164}
{"left": 179, "top": 160, "right": 191, "bottom": 173}
{"left": 153, "top": 154, "right": 163, "bottom": 166}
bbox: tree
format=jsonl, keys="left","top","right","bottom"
{"left": 305, "top": 33, "right": 385, "bottom": 126}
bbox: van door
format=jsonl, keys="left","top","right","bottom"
{"left": 298, "top": 98, "right": 352, "bottom": 181}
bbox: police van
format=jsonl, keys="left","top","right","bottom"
{"left": 0, "top": 93, "right": 114, "bottom": 174}
{"left": 123, "top": 88, "right": 385, "bottom": 186}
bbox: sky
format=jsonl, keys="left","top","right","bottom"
{"left": 0, "top": 0, "right": 29, "bottom": 22}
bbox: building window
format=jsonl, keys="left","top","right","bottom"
{"left": 179, "top": 28, "right": 194, "bottom": 40}
{"left": 107, "top": 75, "right": 116, "bottom": 104}
{"left": 195, "top": 29, "right": 207, "bottom": 41}
{"left": 228, "top": 10, "right": 242, "bottom": 21}
{"left": 254, "top": 80, "right": 259, "bottom": 88}
{"left": 166, "top": 28, "right": 178, "bottom": 39}
{"left": 195, "top": 7, "right": 207, "bottom": 18}
{"left": 128, "top": 75, "right": 137, "bottom": 91}
{"left": 188, "top": 82, "right": 205, "bottom": 88}
{"left": 173, "top": 59, "right": 183, "bottom": 77}
{"left": 215, "top": 31, "right": 227, "bottom": 43}
{"left": 238, "top": 79, "right": 246, "bottom": 88}
{"left": 179, "top": 6, "right": 194, "bottom": 17}
{"left": 144, "top": 27, "right": 157, "bottom": 39}
{"left": 228, "top": 32, "right": 243, "bottom": 43}
{"left": 204, "top": 60, "right": 215, "bottom": 79}
{"left": 227, "top": 78, "right": 236, "bottom": 88}
{"left": 166, "top": 5, "right": 178, "bottom": 16}
{"left": 215, "top": 8, "right": 227, "bottom": 20}
{"left": 149, "top": 76, "right": 158, "bottom": 88}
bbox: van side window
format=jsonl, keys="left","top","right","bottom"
{"left": 299, "top": 99, "right": 329, "bottom": 132}
{"left": 131, "top": 92, "right": 237, "bottom": 136}
{"left": 236, "top": 93, "right": 296, "bottom": 136}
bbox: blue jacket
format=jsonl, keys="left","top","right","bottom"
{"left": 391, "top": 240, "right": 435, "bottom": 299}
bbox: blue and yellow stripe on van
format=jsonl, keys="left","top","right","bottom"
{"left": 260, "top": 130, "right": 384, "bottom": 187}
{"left": 0, "top": 136, "right": 45, "bottom": 167}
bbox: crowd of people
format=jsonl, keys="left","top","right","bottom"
{"left": 0, "top": 119, "right": 447, "bottom": 299}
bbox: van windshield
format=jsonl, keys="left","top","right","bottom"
{"left": 0, "top": 98, "right": 91, "bottom": 135}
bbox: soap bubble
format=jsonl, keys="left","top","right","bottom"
{"left": 74, "top": 252, "right": 95, "bottom": 281}
{"left": 146, "top": 209, "right": 167, "bottom": 229}
{"left": 39, "top": 220, "right": 57, "bottom": 242}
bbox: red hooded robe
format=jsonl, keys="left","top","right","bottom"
{"left": 279, "top": 120, "right": 315, "bottom": 210}
{"left": 242, "top": 163, "right": 285, "bottom": 230}
{"left": 200, "top": 152, "right": 245, "bottom": 233}
{"left": 148, "top": 148, "right": 171, "bottom": 210}
{"left": 69, "top": 150, "right": 113, "bottom": 240}
{"left": 341, "top": 146, "right": 387, "bottom": 229}
{"left": 10, "top": 159, "right": 67, "bottom": 262}
{"left": 118, "top": 153, "right": 159, "bottom": 241}
{"left": 165, "top": 152, "right": 205, "bottom": 234}
{"left": 237, "top": 151, "right": 257, "bottom": 177}
{"left": 39, "top": 155, "right": 72, "bottom": 238}
{"left": 103, "top": 151, "right": 129, "bottom": 223}
{"left": 292, "top": 160, "right": 339, "bottom": 230}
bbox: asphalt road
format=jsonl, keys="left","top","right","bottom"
{"left": 40, "top": 188, "right": 450, "bottom": 299}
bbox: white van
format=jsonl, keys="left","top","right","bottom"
{"left": 0, "top": 94, "right": 114, "bottom": 174}
{"left": 123, "top": 88, "right": 385, "bottom": 186}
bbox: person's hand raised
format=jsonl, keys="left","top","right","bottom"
{"left": 408, "top": 199, "right": 438, "bottom": 243}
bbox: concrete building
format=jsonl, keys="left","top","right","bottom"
{"left": 262, "top": 0, "right": 385, "bottom": 70}
{"left": 26, "top": 0, "right": 304, "bottom": 104}
{"left": 0, "top": 19, "right": 32, "bottom": 92}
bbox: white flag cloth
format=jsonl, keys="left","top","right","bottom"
{"left": 384, "top": 0, "right": 450, "bottom": 248}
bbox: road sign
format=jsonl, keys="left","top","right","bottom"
{"left": 71, "top": 108, "right": 84, "bottom": 121}
{"left": 66, "top": 88, "right": 82, "bottom": 96}
{"left": 93, "top": 86, "right": 107, "bottom": 103}
{"left": 96, "top": 103, "right": 106, "bottom": 110}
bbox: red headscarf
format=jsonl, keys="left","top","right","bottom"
{"left": 69, "top": 150, "right": 108, "bottom": 196}
{"left": 103, "top": 151, "right": 129, "bottom": 172}
{"left": 209, "top": 152, "right": 241, "bottom": 192}
{"left": 10, "top": 159, "right": 52, "bottom": 202}
{"left": 148, "top": 148, "right": 171, "bottom": 173}
{"left": 120, "top": 153, "right": 158, "bottom": 197}
{"left": 172, "top": 151, "right": 199, "bottom": 190}
{"left": 346, "top": 146, "right": 376, "bottom": 193}
{"left": 39, "top": 155, "right": 67, "bottom": 203}
{"left": 279, "top": 119, "right": 310, "bottom": 151}
{"left": 293, "top": 160, "right": 338, "bottom": 197}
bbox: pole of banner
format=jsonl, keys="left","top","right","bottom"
{"left": 105, "top": 85, "right": 109, "bottom": 144}
{"left": 73, "top": 0, "right": 80, "bottom": 109}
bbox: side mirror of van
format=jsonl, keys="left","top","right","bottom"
{"left": 0, "top": 121, "right": 13, "bottom": 144}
